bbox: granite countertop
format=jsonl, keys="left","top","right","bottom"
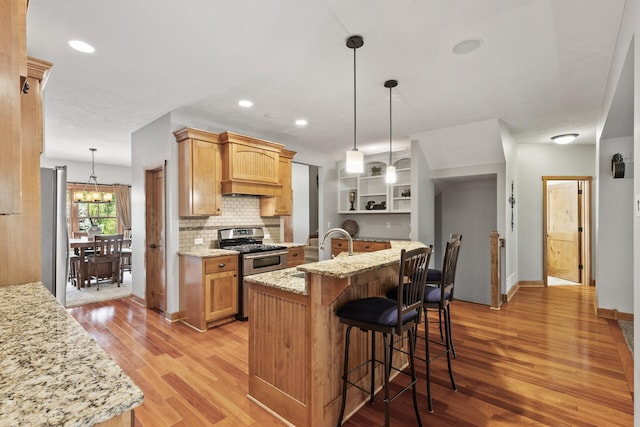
{"left": 244, "top": 241, "right": 426, "bottom": 294}
{"left": 0, "top": 282, "right": 144, "bottom": 426}
{"left": 177, "top": 248, "right": 239, "bottom": 258}
{"left": 244, "top": 267, "right": 307, "bottom": 295}
{"left": 274, "top": 242, "right": 306, "bottom": 248}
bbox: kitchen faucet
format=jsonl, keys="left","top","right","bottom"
{"left": 319, "top": 228, "right": 353, "bottom": 256}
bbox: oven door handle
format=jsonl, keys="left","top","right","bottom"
{"left": 243, "top": 250, "right": 289, "bottom": 259}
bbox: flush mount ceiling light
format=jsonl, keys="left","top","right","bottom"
{"left": 452, "top": 38, "right": 483, "bottom": 55}
{"left": 345, "top": 35, "right": 364, "bottom": 174}
{"left": 73, "top": 148, "right": 112, "bottom": 203}
{"left": 238, "top": 100, "right": 253, "bottom": 108}
{"left": 384, "top": 79, "right": 398, "bottom": 184}
{"left": 295, "top": 119, "right": 308, "bottom": 126}
{"left": 551, "top": 133, "right": 579, "bottom": 144}
{"left": 68, "top": 40, "right": 95, "bottom": 53}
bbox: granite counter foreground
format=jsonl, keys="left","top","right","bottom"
{"left": 0, "top": 282, "right": 143, "bottom": 426}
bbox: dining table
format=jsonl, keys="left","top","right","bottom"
{"left": 70, "top": 238, "right": 131, "bottom": 288}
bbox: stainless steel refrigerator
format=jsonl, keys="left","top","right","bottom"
{"left": 40, "top": 166, "right": 68, "bottom": 305}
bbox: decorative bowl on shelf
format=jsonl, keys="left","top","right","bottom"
{"left": 342, "top": 220, "right": 359, "bottom": 237}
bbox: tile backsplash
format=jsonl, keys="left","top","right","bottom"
{"left": 179, "top": 195, "right": 280, "bottom": 252}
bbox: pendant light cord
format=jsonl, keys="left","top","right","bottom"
{"left": 388, "top": 85, "right": 392, "bottom": 164}
{"left": 353, "top": 46, "right": 357, "bottom": 151}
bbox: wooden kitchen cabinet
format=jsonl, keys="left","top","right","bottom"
{"left": 179, "top": 254, "right": 238, "bottom": 330}
{"left": 287, "top": 246, "right": 305, "bottom": 268}
{"left": 330, "top": 238, "right": 391, "bottom": 257}
{"left": 174, "top": 127, "right": 222, "bottom": 217}
{"left": 0, "top": 0, "right": 28, "bottom": 214}
{"left": 260, "top": 148, "right": 296, "bottom": 216}
{"left": 219, "top": 131, "right": 283, "bottom": 196}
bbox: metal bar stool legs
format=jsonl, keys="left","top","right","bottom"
{"left": 337, "top": 326, "right": 423, "bottom": 427}
{"left": 424, "top": 304, "right": 457, "bottom": 413}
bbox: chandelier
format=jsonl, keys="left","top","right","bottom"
{"left": 73, "top": 148, "right": 113, "bottom": 203}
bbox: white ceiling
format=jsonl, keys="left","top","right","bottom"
{"left": 26, "top": 0, "right": 625, "bottom": 167}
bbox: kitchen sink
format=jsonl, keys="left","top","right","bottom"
{"left": 289, "top": 271, "right": 305, "bottom": 279}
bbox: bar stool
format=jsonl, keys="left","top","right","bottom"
{"left": 428, "top": 233, "right": 462, "bottom": 356}
{"left": 336, "top": 246, "right": 431, "bottom": 427}
{"left": 387, "top": 240, "right": 461, "bottom": 413}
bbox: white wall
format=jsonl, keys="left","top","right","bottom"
{"left": 130, "top": 113, "right": 178, "bottom": 314}
{"left": 597, "top": 1, "right": 639, "bottom": 422}
{"left": 439, "top": 178, "right": 497, "bottom": 305}
{"left": 516, "top": 144, "right": 596, "bottom": 281}
{"left": 500, "top": 123, "right": 519, "bottom": 294}
{"left": 41, "top": 155, "right": 131, "bottom": 185}
{"left": 292, "top": 162, "right": 310, "bottom": 244}
{"left": 412, "top": 140, "right": 435, "bottom": 246}
{"left": 597, "top": 137, "right": 634, "bottom": 313}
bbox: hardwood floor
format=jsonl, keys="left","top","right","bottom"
{"left": 68, "top": 285, "right": 633, "bottom": 426}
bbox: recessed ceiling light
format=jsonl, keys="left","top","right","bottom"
{"left": 238, "top": 100, "right": 253, "bottom": 108}
{"left": 68, "top": 40, "right": 95, "bottom": 53}
{"left": 452, "top": 38, "right": 483, "bottom": 55}
{"left": 551, "top": 133, "right": 579, "bottom": 144}
{"left": 295, "top": 119, "right": 308, "bottom": 126}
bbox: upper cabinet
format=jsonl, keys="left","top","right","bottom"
{"left": 174, "top": 128, "right": 222, "bottom": 217}
{"left": 0, "top": 0, "right": 28, "bottom": 214}
{"left": 338, "top": 151, "right": 411, "bottom": 214}
{"left": 260, "top": 148, "right": 296, "bottom": 216}
{"left": 219, "top": 132, "right": 283, "bottom": 196}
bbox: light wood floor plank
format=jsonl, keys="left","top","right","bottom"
{"left": 68, "top": 285, "right": 633, "bottom": 426}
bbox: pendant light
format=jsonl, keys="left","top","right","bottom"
{"left": 384, "top": 79, "right": 398, "bottom": 184}
{"left": 73, "top": 148, "right": 113, "bottom": 203}
{"left": 345, "top": 35, "right": 364, "bottom": 173}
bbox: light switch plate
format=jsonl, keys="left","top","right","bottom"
{"left": 194, "top": 237, "right": 204, "bottom": 245}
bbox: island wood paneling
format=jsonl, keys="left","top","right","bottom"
{"left": 69, "top": 284, "right": 633, "bottom": 427}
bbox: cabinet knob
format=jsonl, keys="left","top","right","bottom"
{"left": 218, "top": 263, "right": 226, "bottom": 268}
{"left": 292, "top": 252, "right": 298, "bottom": 257}
{"left": 364, "top": 245, "right": 370, "bottom": 249}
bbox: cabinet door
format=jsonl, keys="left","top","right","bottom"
{"left": 287, "top": 247, "right": 305, "bottom": 267}
{"left": 204, "top": 270, "right": 238, "bottom": 322}
{"left": 177, "top": 137, "right": 221, "bottom": 217}
{"left": 260, "top": 150, "right": 294, "bottom": 216}
{"left": 0, "top": 0, "right": 27, "bottom": 214}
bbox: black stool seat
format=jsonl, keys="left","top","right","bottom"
{"left": 336, "top": 247, "right": 431, "bottom": 427}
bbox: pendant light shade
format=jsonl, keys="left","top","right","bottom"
{"left": 345, "top": 35, "right": 364, "bottom": 173}
{"left": 385, "top": 79, "right": 398, "bottom": 184}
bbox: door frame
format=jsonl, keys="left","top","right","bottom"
{"left": 542, "top": 176, "right": 592, "bottom": 286}
{"left": 144, "top": 163, "right": 167, "bottom": 311}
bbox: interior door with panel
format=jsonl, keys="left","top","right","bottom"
{"left": 145, "top": 166, "right": 166, "bottom": 312}
{"left": 546, "top": 180, "right": 581, "bottom": 283}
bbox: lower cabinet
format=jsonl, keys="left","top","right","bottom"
{"left": 287, "top": 246, "right": 305, "bottom": 268}
{"left": 180, "top": 254, "right": 238, "bottom": 330}
{"left": 331, "top": 238, "right": 391, "bottom": 257}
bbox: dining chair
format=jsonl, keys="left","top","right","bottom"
{"left": 87, "top": 234, "right": 124, "bottom": 290}
{"left": 336, "top": 247, "right": 431, "bottom": 427}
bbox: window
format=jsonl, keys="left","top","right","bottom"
{"left": 67, "top": 184, "right": 119, "bottom": 235}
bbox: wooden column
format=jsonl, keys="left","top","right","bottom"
{"left": 490, "top": 231, "right": 501, "bottom": 309}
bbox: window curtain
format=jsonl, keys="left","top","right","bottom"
{"left": 114, "top": 185, "right": 131, "bottom": 231}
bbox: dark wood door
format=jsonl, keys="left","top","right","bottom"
{"left": 145, "top": 167, "right": 166, "bottom": 312}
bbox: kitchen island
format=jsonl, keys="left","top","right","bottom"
{"left": 0, "top": 282, "right": 143, "bottom": 426}
{"left": 244, "top": 241, "right": 425, "bottom": 427}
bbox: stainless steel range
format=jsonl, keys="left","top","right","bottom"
{"left": 218, "top": 227, "right": 288, "bottom": 320}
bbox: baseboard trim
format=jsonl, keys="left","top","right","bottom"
{"left": 168, "top": 311, "right": 184, "bottom": 322}
{"left": 503, "top": 282, "right": 520, "bottom": 303}
{"left": 593, "top": 294, "right": 633, "bottom": 320}
{"left": 519, "top": 280, "right": 544, "bottom": 287}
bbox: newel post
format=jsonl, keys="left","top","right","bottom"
{"left": 490, "top": 231, "right": 501, "bottom": 309}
